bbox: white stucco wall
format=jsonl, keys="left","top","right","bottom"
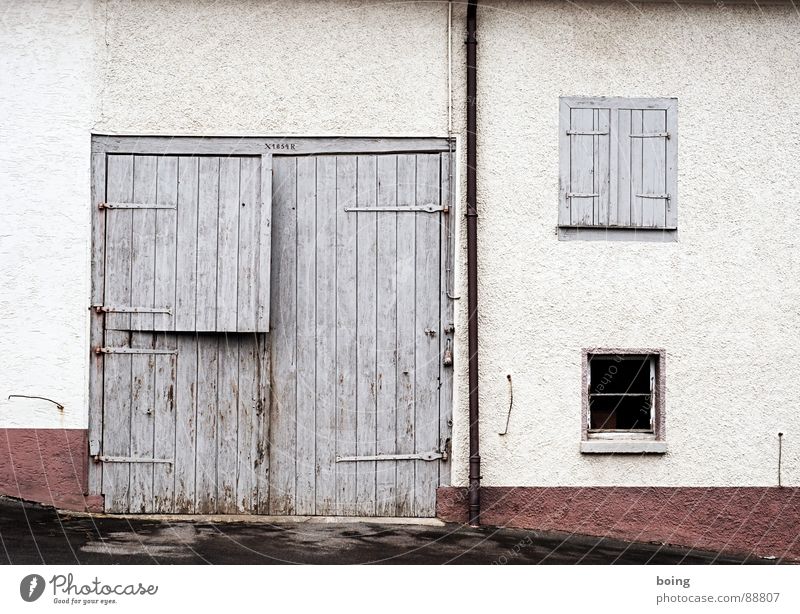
{"left": 3, "top": 0, "right": 798, "bottom": 490}
{"left": 0, "top": 0, "right": 95, "bottom": 429}
{"left": 451, "top": 0, "right": 800, "bottom": 487}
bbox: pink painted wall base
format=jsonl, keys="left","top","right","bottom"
{"left": 0, "top": 428, "right": 102, "bottom": 512}
{"left": 437, "top": 486, "right": 800, "bottom": 562}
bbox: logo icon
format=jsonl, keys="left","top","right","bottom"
{"left": 20, "top": 574, "right": 46, "bottom": 602}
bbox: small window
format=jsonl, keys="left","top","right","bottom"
{"left": 581, "top": 350, "right": 666, "bottom": 454}
{"left": 559, "top": 96, "right": 677, "bottom": 241}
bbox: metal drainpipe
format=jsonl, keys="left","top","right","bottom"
{"left": 466, "top": 0, "right": 481, "bottom": 528}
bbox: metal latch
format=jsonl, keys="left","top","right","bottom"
{"left": 443, "top": 339, "right": 453, "bottom": 367}
{"left": 95, "top": 347, "right": 178, "bottom": 355}
{"left": 336, "top": 450, "right": 445, "bottom": 462}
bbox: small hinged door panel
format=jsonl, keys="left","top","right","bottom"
{"left": 102, "top": 154, "right": 272, "bottom": 333}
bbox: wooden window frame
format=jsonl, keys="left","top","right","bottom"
{"left": 558, "top": 96, "right": 678, "bottom": 242}
{"left": 580, "top": 348, "right": 667, "bottom": 454}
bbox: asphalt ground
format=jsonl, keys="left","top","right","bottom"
{"left": 0, "top": 496, "right": 771, "bottom": 565}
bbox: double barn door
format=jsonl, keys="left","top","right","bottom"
{"left": 89, "top": 139, "right": 454, "bottom": 517}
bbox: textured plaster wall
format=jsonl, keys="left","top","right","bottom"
{"left": 448, "top": 1, "right": 800, "bottom": 487}
{"left": 93, "top": 0, "right": 451, "bottom": 136}
{"left": 0, "top": 0, "right": 95, "bottom": 429}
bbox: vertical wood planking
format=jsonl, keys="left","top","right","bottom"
{"left": 237, "top": 335, "right": 260, "bottom": 513}
{"left": 153, "top": 332, "right": 177, "bottom": 512}
{"left": 104, "top": 157, "right": 134, "bottom": 331}
{"left": 258, "top": 155, "right": 272, "bottom": 331}
{"left": 414, "top": 154, "right": 441, "bottom": 517}
{"left": 295, "top": 156, "right": 317, "bottom": 515}
{"left": 355, "top": 155, "right": 378, "bottom": 516}
{"left": 616, "top": 110, "right": 632, "bottom": 226}
{"left": 268, "top": 157, "right": 297, "bottom": 514}
{"left": 335, "top": 156, "right": 358, "bottom": 515}
{"left": 195, "top": 335, "right": 219, "bottom": 513}
{"left": 238, "top": 158, "right": 260, "bottom": 332}
{"left": 175, "top": 157, "right": 199, "bottom": 331}
{"left": 570, "top": 109, "right": 595, "bottom": 225}
{"left": 173, "top": 334, "right": 197, "bottom": 513}
{"left": 558, "top": 100, "right": 571, "bottom": 226}
{"left": 609, "top": 109, "right": 619, "bottom": 227}
{"left": 256, "top": 334, "right": 271, "bottom": 513}
{"left": 665, "top": 104, "right": 678, "bottom": 228}
{"left": 595, "top": 109, "right": 611, "bottom": 226}
{"left": 395, "top": 154, "right": 417, "bottom": 516}
{"left": 375, "top": 154, "right": 398, "bottom": 516}
{"left": 216, "top": 335, "right": 239, "bottom": 513}
{"left": 154, "top": 157, "right": 178, "bottom": 330}
{"left": 128, "top": 156, "right": 158, "bottom": 511}
{"left": 631, "top": 110, "right": 644, "bottom": 227}
{"left": 101, "top": 155, "right": 134, "bottom": 511}
{"left": 217, "top": 158, "right": 240, "bottom": 332}
{"left": 129, "top": 333, "right": 155, "bottom": 512}
{"left": 438, "top": 152, "right": 453, "bottom": 487}
{"left": 153, "top": 161, "right": 179, "bottom": 510}
{"left": 196, "top": 158, "right": 220, "bottom": 331}
{"left": 642, "top": 110, "right": 667, "bottom": 227}
{"left": 101, "top": 331, "right": 131, "bottom": 512}
{"left": 130, "top": 156, "right": 157, "bottom": 330}
{"left": 88, "top": 152, "right": 106, "bottom": 495}
{"left": 315, "top": 156, "right": 338, "bottom": 515}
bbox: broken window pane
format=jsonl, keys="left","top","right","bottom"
{"left": 590, "top": 356, "right": 650, "bottom": 394}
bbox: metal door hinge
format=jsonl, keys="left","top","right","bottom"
{"left": 336, "top": 450, "right": 445, "bottom": 462}
{"left": 635, "top": 193, "right": 671, "bottom": 199}
{"left": 95, "top": 347, "right": 178, "bottom": 355}
{"left": 567, "top": 192, "right": 599, "bottom": 199}
{"left": 630, "top": 132, "right": 670, "bottom": 139}
{"left": 344, "top": 204, "right": 446, "bottom": 214}
{"left": 93, "top": 455, "right": 173, "bottom": 464}
{"left": 566, "top": 130, "right": 609, "bottom": 136}
{"left": 99, "top": 202, "right": 176, "bottom": 210}
{"left": 92, "top": 304, "right": 172, "bottom": 315}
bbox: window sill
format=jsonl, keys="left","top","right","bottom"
{"left": 580, "top": 440, "right": 667, "bottom": 454}
{"left": 559, "top": 227, "right": 678, "bottom": 243}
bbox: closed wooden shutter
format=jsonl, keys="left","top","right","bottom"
{"left": 559, "top": 97, "right": 677, "bottom": 230}
{"left": 102, "top": 154, "right": 272, "bottom": 332}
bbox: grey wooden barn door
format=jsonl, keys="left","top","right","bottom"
{"left": 268, "top": 152, "right": 453, "bottom": 517}
{"left": 94, "top": 153, "right": 271, "bottom": 514}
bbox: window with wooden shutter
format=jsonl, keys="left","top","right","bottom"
{"left": 559, "top": 97, "right": 677, "bottom": 238}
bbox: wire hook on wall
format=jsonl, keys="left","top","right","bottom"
{"left": 499, "top": 374, "right": 513, "bottom": 436}
{"left": 7, "top": 395, "right": 64, "bottom": 411}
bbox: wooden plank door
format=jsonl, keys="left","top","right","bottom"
{"left": 95, "top": 153, "right": 270, "bottom": 513}
{"left": 268, "top": 152, "right": 453, "bottom": 517}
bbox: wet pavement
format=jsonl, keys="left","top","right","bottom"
{"left": 0, "top": 496, "right": 771, "bottom": 564}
